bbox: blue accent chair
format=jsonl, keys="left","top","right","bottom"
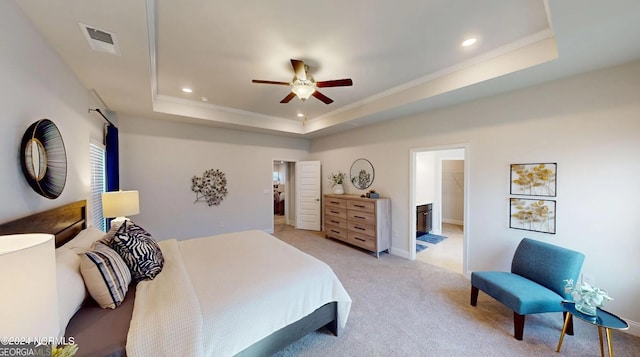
{"left": 470, "top": 238, "right": 585, "bottom": 340}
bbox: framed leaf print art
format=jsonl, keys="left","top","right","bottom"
{"left": 510, "top": 198, "right": 556, "bottom": 234}
{"left": 510, "top": 163, "right": 556, "bottom": 197}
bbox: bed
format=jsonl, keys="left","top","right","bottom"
{"left": 0, "top": 200, "right": 352, "bottom": 356}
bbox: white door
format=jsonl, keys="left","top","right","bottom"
{"left": 296, "top": 161, "right": 321, "bottom": 231}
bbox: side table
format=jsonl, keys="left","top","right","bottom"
{"left": 557, "top": 301, "right": 628, "bottom": 357}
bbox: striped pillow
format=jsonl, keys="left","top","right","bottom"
{"left": 109, "top": 220, "right": 164, "bottom": 282}
{"left": 80, "top": 242, "right": 131, "bottom": 309}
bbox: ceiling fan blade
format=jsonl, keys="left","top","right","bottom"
{"left": 280, "top": 92, "right": 296, "bottom": 103}
{"left": 312, "top": 90, "right": 334, "bottom": 104}
{"left": 291, "top": 59, "right": 307, "bottom": 80}
{"left": 316, "top": 79, "right": 353, "bottom": 88}
{"left": 252, "top": 79, "right": 290, "bottom": 86}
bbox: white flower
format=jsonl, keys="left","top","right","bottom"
{"left": 564, "top": 279, "right": 613, "bottom": 308}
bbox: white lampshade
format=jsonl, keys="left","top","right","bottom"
{"left": 102, "top": 190, "right": 140, "bottom": 219}
{"left": 0, "top": 234, "right": 59, "bottom": 338}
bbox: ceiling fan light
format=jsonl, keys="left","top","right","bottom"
{"left": 292, "top": 83, "right": 316, "bottom": 100}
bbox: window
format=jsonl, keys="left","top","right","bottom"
{"left": 90, "top": 142, "right": 106, "bottom": 231}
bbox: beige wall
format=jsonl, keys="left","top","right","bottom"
{"left": 117, "top": 115, "right": 309, "bottom": 240}
{"left": 309, "top": 60, "right": 640, "bottom": 328}
{"left": 0, "top": 0, "right": 104, "bottom": 222}
{"left": 442, "top": 159, "right": 464, "bottom": 224}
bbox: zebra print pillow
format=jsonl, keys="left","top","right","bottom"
{"left": 109, "top": 220, "right": 164, "bottom": 282}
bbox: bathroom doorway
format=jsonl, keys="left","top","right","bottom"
{"left": 410, "top": 145, "right": 468, "bottom": 274}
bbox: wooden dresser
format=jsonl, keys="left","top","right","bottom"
{"left": 324, "top": 194, "right": 391, "bottom": 258}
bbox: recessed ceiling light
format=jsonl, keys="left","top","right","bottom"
{"left": 462, "top": 38, "right": 477, "bottom": 47}
{"left": 182, "top": 87, "right": 193, "bottom": 93}
{"left": 297, "top": 113, "right": 304, "bottom": 117}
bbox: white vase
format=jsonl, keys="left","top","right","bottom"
{"left": 332, "top": 184, "right": 344, "bottom": 194}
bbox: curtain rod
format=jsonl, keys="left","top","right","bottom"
{"left": 88, "top": 108, "right": 115, "bottom": 127}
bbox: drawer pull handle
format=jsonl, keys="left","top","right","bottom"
{"left": 354, "top": 215, "right": 366, "bottom": 220}
{"left": 331, "top": 230, "right": 340, "bottom": 234}
{"left": 354, "top": 204, "right": 365, "bottom": 208}
{"left": 331, "top": 220, "right": 339, "bottom": 224}
{"left": 331, "top": 201, "right": 340, "bottom": 204}
{"left": 331, "top": 210, "right": 339, "bottom": 214}
{"left": 354, "top": 237, "right": 366, "bottom": 242}
{"left": 355, "top": 227, "right": 366, "bottom": 231}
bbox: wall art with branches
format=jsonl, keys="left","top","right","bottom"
{"left": 191, "top": 169, "right": 228, "bottom": 206}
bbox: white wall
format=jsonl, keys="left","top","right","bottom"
{"left": 441, "top": 159, "right": 464, "bottom": 224}
{"left": 117, "top": 115, "right": 309, "bottom": 240}
{"left": 0, "top": 1, "right": 105, "bottom": 223}
{"left": 415, "top": 151, "right": 435, "bottom": 205}
{"left": 309, "top": 60, "right": 640, "bottom": 329}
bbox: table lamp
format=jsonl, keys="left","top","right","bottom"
{"left": 102, "top": 190, "right": 140, "bottom": 225}
{"left": 0, "top": 233, "right": 59, "bottom": 339}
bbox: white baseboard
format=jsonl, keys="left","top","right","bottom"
{"left": 389, "top": 247, "right": 410, "bottom": 259}
{"left": 442, "top": 218, "right": 463, "bottom": 225}
{"left": 624, "top": 319, "right": 640, "bottom": 337}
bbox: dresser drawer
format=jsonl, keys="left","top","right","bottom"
{"left": 347, "top": 200, "right": 375, "bottom": 213}
{"left": 325, "top": 206, "right": 346, "bottom": 218}
{"left": 347, "top": 221, "right": 375, "bottom": 237}
{"left": 325, "top": 215, "right": 347, "bottom": 228}
{"left": 348, "top": 232, "right": 376, "bottom": 251}
{"left": 325, "top": 225, "right": 348, "bottom": 241}
{"left": 325, "top": 197, "right": 347, "bottom": 209}
{"left": 347, "top": 210, "right": 375, "bottom": 225}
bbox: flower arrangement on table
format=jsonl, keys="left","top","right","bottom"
{"left": 564, "top": 279, "right": 613, "bottom": 316}
{"left": 328, "top": 171, "right": 346, "bottom": 188}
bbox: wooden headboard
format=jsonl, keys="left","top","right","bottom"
{"left": 0, "top": 200, "right": 87, "bottom": 247}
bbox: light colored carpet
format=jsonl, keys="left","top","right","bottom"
{"left": 272, "top": 228, "right": 640, "bottom": 356}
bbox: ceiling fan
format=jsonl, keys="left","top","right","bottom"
{"left": 252, "top": 59, "right": 353, "bottom": 104}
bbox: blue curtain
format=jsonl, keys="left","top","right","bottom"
{"left": 105, "top": 124, "right": 119, "bottom": 191}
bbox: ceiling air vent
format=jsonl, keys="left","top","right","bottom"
{"left": 79, "top": 23, "right": 121, "bottom": 56}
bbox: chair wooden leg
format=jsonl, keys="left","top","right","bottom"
{"left": 514, "top": 313, "right": 525, "bottom": 340}
{"left": 563, "top": 311, "right": 574, "bottom": 335}
{"left": 470, "top": 286, "right": 479, "bottom": 306}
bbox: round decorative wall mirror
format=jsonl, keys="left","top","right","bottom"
{"left": 20, "top": 119, "right": 67, "bottom": 199}
{"left": 350, "top": 158, "right": 374, "bottom": 189}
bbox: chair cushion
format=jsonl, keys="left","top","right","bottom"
{"left": 511, "top": 238, "right": 585, "bottom": 298}
{"left": 471, "top": 271, "right": 564, "bottom": 315}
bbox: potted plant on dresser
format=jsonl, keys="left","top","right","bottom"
{"left": 328, "top": 171, "right": 346, "bottom": 194}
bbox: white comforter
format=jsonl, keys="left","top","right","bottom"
{"left": 127, "top": 230, "right": 352, "bottom": 356}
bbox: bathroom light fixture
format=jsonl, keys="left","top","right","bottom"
{"left": 182, "top": 87, "right": 193, "bottom": 93}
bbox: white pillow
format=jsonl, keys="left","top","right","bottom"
{"left": 55, "top": 246, "right": 88, "bottom": 336}
{"left": 62, "top": 226, "right": 107, "bottom": 253}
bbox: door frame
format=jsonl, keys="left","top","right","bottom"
{"left": 409, "top": 143, "right": 470, "bottom": 276}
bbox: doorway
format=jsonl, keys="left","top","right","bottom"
{"left": 410, "top": 145, "right": 468, "bottom": 275}
{"left": 273, "top": 160, "right": 295, "bottom": 233}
